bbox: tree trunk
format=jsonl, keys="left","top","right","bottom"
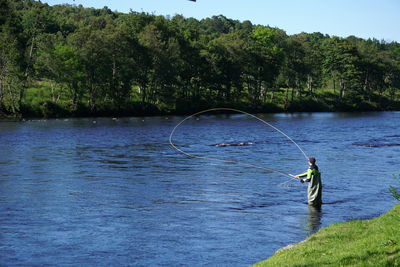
{"left": 90, "top": 83, "right": 96, "bottom": 112}
{"left": 291, "top": 87, "right": 294, "bottom": 102}
{"left": 339, "top": 79, "right": 345, "bottom": 98}
{"left": 8, "top": 84, "right": 16, "bottom": 114}
{"left": 71, "top": 82, "right": 78, "bottom": 111}
{"left": 0, "top": 81, "right": 3, "bottom": 107}
{"left": 285, "top": 87, "right": 289, "bottom": 108}
{"left": 262, "top": 82, "right": 268, "bottom": 103}
{"left": 0, "top": 64, "right": 5, "bottom": 109}
{"left": 25, "top": 36, "right": 35, "bottom": 79}
{"left": 307, "top": 75, "right": 313, "bottom": 95}
{"left": 18, "top": 36, "right": 36, "bottom": 112}
{"left": 333, "top": 78, "right": 336, "bottom": 95}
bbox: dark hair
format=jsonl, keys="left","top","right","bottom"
{"left": 309, "top": 157, "right": 318, "bottom": 170}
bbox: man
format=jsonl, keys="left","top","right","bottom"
{"left": 291, "top": 157, "right": 322, "bottom": 207}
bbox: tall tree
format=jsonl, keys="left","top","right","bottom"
{"left": 20, "top": 1, "right": 58, "bottom": 104}
{"left": 291, "top": 33, "right": 326, "bottom": 96}
{"left": 35, "top": 37, "right": 85, "bottom": 110}
{"left": 100, "top": 24, "right": 140, "bottom": 110}
{"left": 322, "top": 37, "right": 363, "bottom": 98}
{"left": 138, "top": 17, "right": 182, "bottom": 106}
{"left": 202, "top": 31, "right": 249, "bottom": 103}
{"left": 0, "top": 0, "right": 24, "bottom": 114}
{"left": 250, "top": 26, "right": 286, "bottom": 104}
{"left": 281, "top": 37, "right": 307, "bottom": 104}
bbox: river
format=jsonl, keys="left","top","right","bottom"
{"left": 0, "top": 112, "right": 399, "bottom": 266}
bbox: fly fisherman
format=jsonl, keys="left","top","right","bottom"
{"left": 291, "top": 157, "right": 322, "bottom": 207}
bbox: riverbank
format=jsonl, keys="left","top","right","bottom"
{"left": 254, "top": 204, "right": 400, "bottom": 266}
{"left": 5, "top": 89, "right": 400, "bottom": 120}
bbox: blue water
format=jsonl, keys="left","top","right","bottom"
{"left": 0, "top": 112, "right": 399, "bottom": 266}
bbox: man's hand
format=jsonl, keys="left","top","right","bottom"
{"left": 300, "top": 179, "right": 305, "bottom": 183}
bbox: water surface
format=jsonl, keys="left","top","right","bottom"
{"left": 0, "top": 112, "right": 399, "bottom": 266}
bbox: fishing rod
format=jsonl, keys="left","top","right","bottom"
{"left": 169, "top": 108, "right": 308, "bottom": 181}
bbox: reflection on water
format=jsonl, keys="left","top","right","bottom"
{"left": 0, "top": 112, "right": 399, "bottom": 266}
{"left": 307, "top": 205, "right": 322, "bottom": 235}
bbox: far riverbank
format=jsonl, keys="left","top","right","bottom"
{"left": 3, "top": 91, "right": 400, "bottom": 120}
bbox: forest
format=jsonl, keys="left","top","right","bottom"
{"left": 1, "top": 0, "right": 400, "bottom": 118}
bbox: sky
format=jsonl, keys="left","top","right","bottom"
{"left": 42, "top": 0, "right": 400, "bottom": 42}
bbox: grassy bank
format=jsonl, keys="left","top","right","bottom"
{"left": 12, "top": 81, "right": 400, "bottom": 119}
{"left": 254, "top": 204, "right": 400, "bottom": 267}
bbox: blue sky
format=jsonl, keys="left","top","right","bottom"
{"left": 43, "top": 0, "right": 400, "bottom": 42}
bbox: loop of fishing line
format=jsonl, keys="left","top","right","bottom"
{"left": 169, "top": 108, "right": 308, "bottom": 184}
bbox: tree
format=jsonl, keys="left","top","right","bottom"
{"left": 119, "top": 12, "right": 154, "bottom": 105}
{"left": 322, "top": 37, "right": 363, "bottom": 99}
{"left": 202, "top": 31, "right": 249, "bottom": 103}
{"left": 169, "top": 15, "right": 207, "bottom": 107}
{"left": 385, "top": 42, "right": 400, "bottom": 101}
{"left": 35, "top": 34, "right": 85, "bottom": 110}
{"left": 291, "top": 33, "right": 326, "bottom": 97}
{"left": 69, "top": 24, "right": 110, "bottom": 112}
{"left": 0, "top": 0, "right": 24, "bottom": 114}
{"left": 138, "top": 17, "right": 182, "bottom": 106}
{"left": 20, "top": 1, "right": 58, "bottom": 104}
{"left": 99, "top": 24, "right": 140, "bottom": 110}
{"left": 250, "top": 26, "right": 286, "bottom": 104}
{"left": 280, "top": 37, "right": 307, "bottom": 104}
{"left": 1, "top": 0, "right": 400, "bottom": 116}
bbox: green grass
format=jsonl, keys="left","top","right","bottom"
{"left": 254, "top": 204, "right": 400, "bottom": 267}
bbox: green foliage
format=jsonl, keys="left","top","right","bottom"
{"left": 389, "top": 175, "right": 400, "bottom": 201}
{"left": 0, "top": 0, "right": 25, "bottom": 114}
{"left": 254, "top": 204, "right": 400, "bottom": 267}
{"left": 390, "top": 187, "right": 400, "bottom": 201}
{"left": 1, "top": 0, "right": 400, "bottom": 118}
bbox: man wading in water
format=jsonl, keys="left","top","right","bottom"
{"left": 291, "top": 157, "right": 322, "bottom": 207}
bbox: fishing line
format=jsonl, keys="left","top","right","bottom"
{"left": 169, "top": 108, "right": 308, "bottom": 183}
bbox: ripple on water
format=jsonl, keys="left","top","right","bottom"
{"left": 0, "top": 113, "right": 399, "bottom": 266}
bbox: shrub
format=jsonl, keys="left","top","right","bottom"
{"left": 389, "top": 174, "right": 400, "bottom": 201}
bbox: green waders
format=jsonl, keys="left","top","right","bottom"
{"left": 298, "top": 168, "right": 322, "bottom": 207}
{"left": 305, "top": 168, "right": 322, "bottom": 206}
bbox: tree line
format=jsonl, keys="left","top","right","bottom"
{"left": 1, "top": 0, "right": 400, "bottom": 118}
